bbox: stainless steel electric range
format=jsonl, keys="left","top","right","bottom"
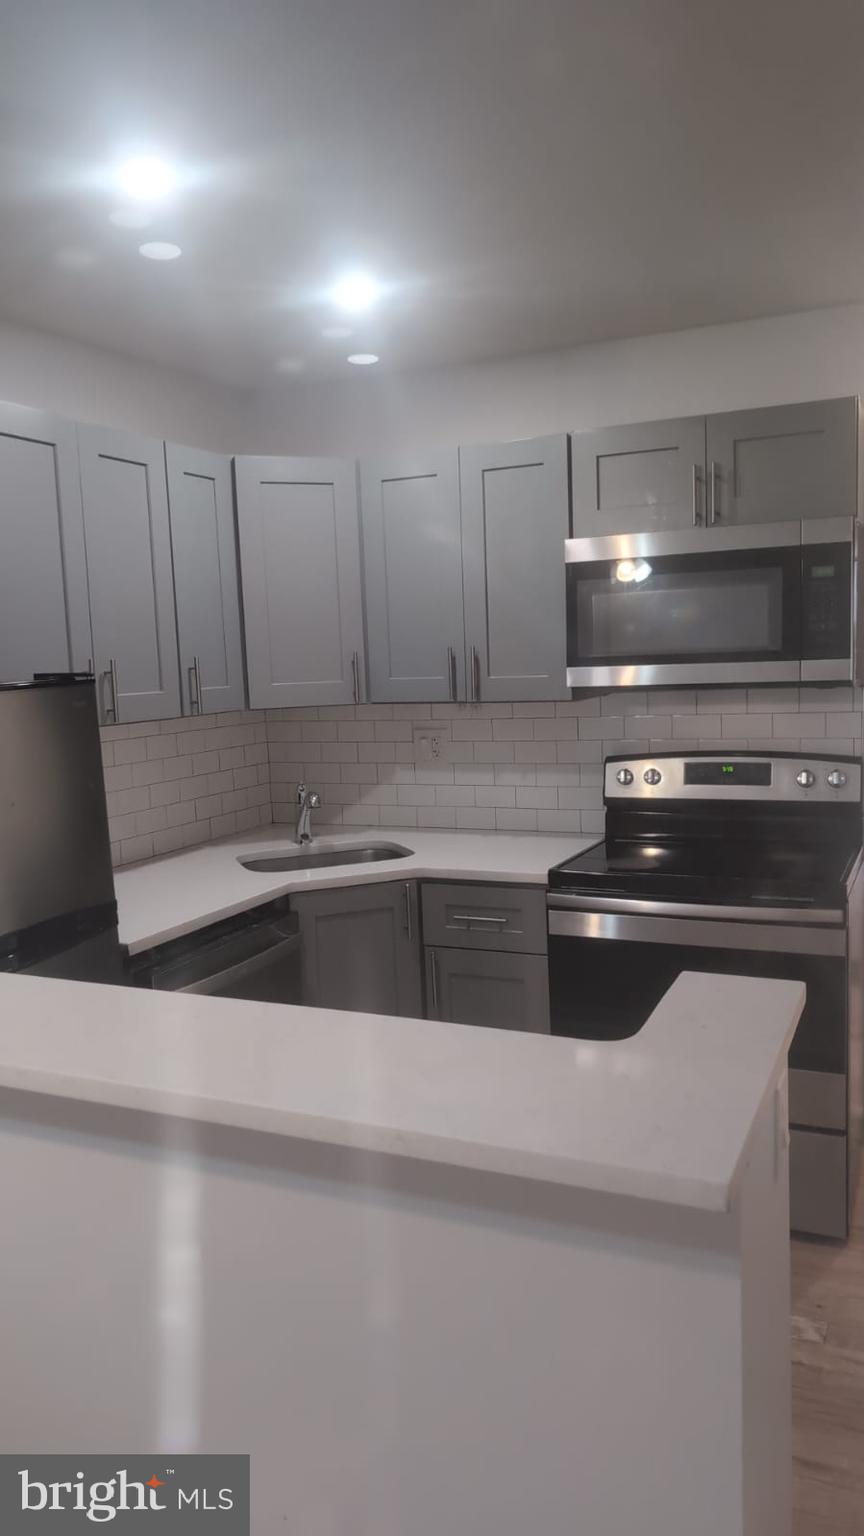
{"left": 547, "top": 751, "right": 864, "bottom": 1239}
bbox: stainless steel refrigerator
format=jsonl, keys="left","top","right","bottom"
{"left": 0, "top": 675, "right": 125, "bottom": 981}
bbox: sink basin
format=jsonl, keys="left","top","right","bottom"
{"left": 238, "top": 842, "right": 414, "bottom": 874}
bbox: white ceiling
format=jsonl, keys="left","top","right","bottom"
{"left": 3, "top": 0, "right": 864, "bottom": 387}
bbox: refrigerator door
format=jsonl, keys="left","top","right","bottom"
{"left": 0, "top": 679, "right": 116, "bottom": 943}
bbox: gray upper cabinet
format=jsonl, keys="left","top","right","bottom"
{"left": 460, "top": 434, "right": 569, "bottom": 701}
{"left": 235, "top": 454, "right": 365, "bottom": 709}
{"left": 705, "top": 398, "right": 858, "bottom": 525}
{"left": 294, "top": 880, "right": 422, "bottom": 1018}
{"left": 361, "top": 451, "right": 465, "bottom": 702}
{"left": 0, "top": 402, "right": 92, "bottom": 683}
{"left": 570, "top": 416, "right": 707, "bottom": 536}
{"left": 78, "top": 424, "right": 181, "bottom": 723}
{"left": 166, "top": 444, "right": 245, "bottom": 715}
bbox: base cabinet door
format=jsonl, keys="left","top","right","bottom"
{"left": 294, "top": 881, "right": 421, "bottom": 1018}
{"left": 571, "top": 416, "right": 707, "bottom": 535}
{"left": 0, "top": 401, "right": 92, "bottom": 682}
{"left": 166, "top": 444, "right": 245, "bottom": 714}
{"left": 426, "top": 946, "right": 550, "bottom": 1033}
{"left": 705, "top": 398, "right": 858, "bottom": 525}
{"left": 78, "top": 424, "right": 181, "bottom": 723}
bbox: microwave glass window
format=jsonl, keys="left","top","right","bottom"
{"left": 576, "top": 566, "right": 784, "bottom": 660}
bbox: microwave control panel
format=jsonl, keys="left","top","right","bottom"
{"left": 801, "top": 543, "right": 852, "bottom": 657}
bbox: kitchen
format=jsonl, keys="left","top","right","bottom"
{"left": 1, "top": 2, "right": 864, "bottom": 1532}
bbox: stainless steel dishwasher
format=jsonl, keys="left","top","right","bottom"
{"left": 130, "top": 896, "right": 302, "bottom": 1002}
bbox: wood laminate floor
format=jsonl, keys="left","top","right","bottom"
{"left": 792, "top": 1185, "right": 864, "bottom": 1534}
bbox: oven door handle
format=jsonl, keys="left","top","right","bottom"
{"left": 547, "top": 907, "right": 846, "bottom": 957}
{"left": 546, "top": 893, "right": 844, "bottom": 926}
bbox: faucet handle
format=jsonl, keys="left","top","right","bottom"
{"left": 308, "top": 791, "right": 321, "bottom": 808}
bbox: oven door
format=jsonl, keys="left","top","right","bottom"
{"left": 565, "top": 524, "right": 802, "bottom": 688}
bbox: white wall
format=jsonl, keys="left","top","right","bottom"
{"left": 235, "top": 302, "right": 864, "bottom": 457}
{"left": 0, "top": 321, "right": 242, "bottom": 451}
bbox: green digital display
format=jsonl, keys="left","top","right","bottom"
{"left": 722, "top": 764, "right": 735, "bottom": 774}
{"left": 810, "top": 565, "right": 836, "bottom": 578}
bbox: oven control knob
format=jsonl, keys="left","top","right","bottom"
{"left": 796, "top": 769, "right": 816, "bottom": 789}
{"left": 616, "top": 768, "right": 634, "bottom": 786}
{"left": 827, "top": 770, "right": 848, "bottom": 789}
{"left": 643, "top": 768, "right": 662, "bottom": 786}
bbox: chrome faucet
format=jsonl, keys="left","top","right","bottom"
{"left": 295, "top": 782, "right": 321, "bottom": 844}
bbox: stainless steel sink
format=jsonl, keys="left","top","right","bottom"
{"left": 238, "top": 842, "right": 414, "bottom": 874}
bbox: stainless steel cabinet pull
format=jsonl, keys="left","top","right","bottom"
{"left": 692, "top": 464, "right": 702, "bottom": 526}
{"left": 194, "top": 655, "right": 203, "bottom": 712}
{"left": 103, "top": 657, "right": 119, "bottom": 723}
{"left": 403, "top": 882, "right": 414, "bottom": 941}
{"left": 351, "top": 650, "right": 361, "bottom": 704}
{"left": 447, "top": 645, "right": 458, "bottom": 702}
{"left": 429, "top": 948, "right": 440, "bottom": 1014}
{"left": 710, "top": 461, "right": 720, "bottom": 524}
{"left": 471, "top": 645, "right": 481, "bottom": 703}
{"left": 188, "top": 659, "right": 201, "bottom": 715}
{"left": 452, "top": 913, "right": 508, "bottom": 927}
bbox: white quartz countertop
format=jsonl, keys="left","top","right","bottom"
{"left": 0, "top": 971, "right": 802, "bottom": 1212}
{"left": 116, "top": 827, "right": 595, "bottom": 953}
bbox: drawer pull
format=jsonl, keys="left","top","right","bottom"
{"left": 452, "top": 913, "right": 508, "bottom": 927}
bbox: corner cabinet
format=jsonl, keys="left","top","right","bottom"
{"left": 360, "top": 451, "right": 465, "bottom": 702}
{"left": 460, "top": 434, "right": 570, "bottom": 701}
{"left": 77, "top": 424, "right": 181, "bottom": 723}
{"left": 293, "top": 881, "right": 422, "bottom": 1018}
{"left": 235, "top": 454, "right": 365, "bottom": 709}
{"left": 0, "top": 401, "right": 92, "bottom": 682}
{"left": 166, "top": 444, "right": 245, "bottom": 714}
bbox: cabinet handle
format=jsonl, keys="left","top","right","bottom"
{"left": 447, "top": 645, "right": 458, "bottom": 702}
{"left": 195, "top": 655, "right": 203, "bottom": 712}
{"left": 429, "top": 948, "right": 439, "bottom": 1015}
{"left": 471, "top": 645, "right": 481, "bottom": 703}
{"left": 188, "top": 659, "right": 201, "bottom": 715}
{"left": 102, "top": 657, "right": 119, "bottom": 723}
{"left": 710, "top": 460, "right": 720, "bottom": 524}
{"left": 403, "top": 882, "right": 414, "bottom": 941}
{"left": 451, "top": 913, "right": 508, "bottom": 927}
{"left": 351, "top": 650, "right": 361, "bottom": 705}
{"left": 692, "top": 464, "right": 702, "bottom": 526}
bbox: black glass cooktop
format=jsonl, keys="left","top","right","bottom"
{"left": 549, "top": 836, "right": 857, "bottom": 910}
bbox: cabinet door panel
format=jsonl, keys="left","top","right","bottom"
{"left": 361, "top": 452, "right": 464, "bottom": 702}
{"left": 295, "top": 881, "right": 421, "bottom": 1018}
{"left": 0, "top": 401, "right": 91, "bottom": 681}
{"left": 706, "top": 398, "right": 857, "bottom": 525}
{"left": 78, "top": 425, "right": 180, "bottom": 722}
{"left": 461, "top": 434, "right": 569, "bottom": 701}
{"left": 236, "top": 455, "right": 364, "bottom": 708}
{"left": 426, "top": 946, "right": 549, "bottom": 1033}
{"left": 571, "top": 417, "right": 706, "bottom": 535}
{"left": 166, "top": 444, "right": 245, "bottom": 714}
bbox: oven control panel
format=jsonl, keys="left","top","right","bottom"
{"left": 605, "top": 754, "right": 862, "bottom": 803}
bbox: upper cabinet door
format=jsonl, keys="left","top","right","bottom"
{"left": 705, "top": 398, "right": 858, "bottom": 525}
{"left": 360, "top": 451, "right": 465, "bottom": 702}
{"left": 166, "top": 444, "right": 245, "bottom": 715}
{"left": 78, "top": 425, "right": 181, "bottom": 723}
{"left": 570, "top": 416, "right": 707, "bottom": 536}
{"left": 0, "top": 401, "right": 92, "bottom": 682}
{"left": 235, "top": 455, "right": 364, "bottom": 709}
{"left": 460, "top": 434, "right": 569, "bottom": 702}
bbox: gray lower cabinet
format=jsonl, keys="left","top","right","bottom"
{"left": 425, "top": 946, "right": 550, "bottom": 1033}
{"left": 235, "top": 454, "right": 365, "bottom": 709}
{"left": 0, "top": 401, "right": 92, "bottom": 682}
{"left": 361, "top": 451, "right": 466, "bottom": 702}
{"left": 166, "top": 444, "right": 245, "bottom": 714}
{"left": 77, "top": 424, "right": 181, "bottom": 723}
{"left": 571, "top": 416, "right": 707, "bottom": 535}
{"left": 293, "top": 881, "right": 422, "bottom": 1018}
{"left": 460, "top": 434, "right": 569, "bottom": 701}
{"left": 705, "top": 397, "right": 858, "bottom": 525}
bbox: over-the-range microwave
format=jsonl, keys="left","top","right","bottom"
{"left": 565, "top": 517, "right": 861, "bottom": 688}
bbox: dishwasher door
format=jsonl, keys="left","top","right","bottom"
{"left": 142, "top": 903, "right": 302, "bottom": 1004}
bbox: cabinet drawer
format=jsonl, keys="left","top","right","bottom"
{"left": 421, "top": 882, "right": 547, "bottom": 954}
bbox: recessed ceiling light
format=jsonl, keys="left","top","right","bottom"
{"left": 116, "top": 156, "right": 177, "bottom": 201}
{"left": 109, "top": 207, "right": 152, "bottom": 230}
{"left": 347, "top": 353, "right": 379, "bottom": 366}
{"left": 330, "top": 271, "right": 381, "bottom": 313}
{"left": 138, "top": 241, "right": 182, "bottom": 261}
{"left": 321, "top": 326, "right": 352, "bottom": 340}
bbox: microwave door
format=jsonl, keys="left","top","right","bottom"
{"left": 565, "top": 529, "right": 802, "bottom": 688}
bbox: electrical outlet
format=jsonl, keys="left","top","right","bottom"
{"left": 412, "top": 728, "right": 443, "bottom": 761}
